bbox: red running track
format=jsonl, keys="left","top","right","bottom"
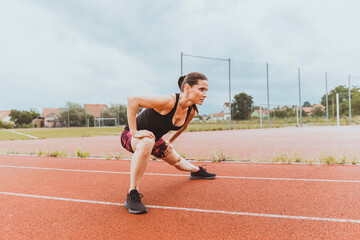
{"left": 1, "top": 155, "right": 360, "bottom": 239}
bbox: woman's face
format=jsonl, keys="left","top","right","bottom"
{"left": 185, "top": 80, "right": 208, "bottom": 105}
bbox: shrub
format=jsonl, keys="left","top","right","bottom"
{"left": 4, "top": 122, "right": 14, "bottom": 129}
{"left": 77, "top": 149, "right": 90, "bottom": 158}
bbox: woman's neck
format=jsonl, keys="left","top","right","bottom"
{"left": 178, "top": 93, "right": 193, "bottom": 109}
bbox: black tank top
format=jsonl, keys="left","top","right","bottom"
{"left": 125, "top": 93, "right": 192, "bottom": 141}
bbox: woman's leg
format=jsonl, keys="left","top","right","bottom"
{"left": 161, "top": 149, "right": 199, "bottom": 172}
{"left": 129, "top": 136, "right": 155, "bottom": 191}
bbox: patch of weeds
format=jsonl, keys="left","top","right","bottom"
{"left": 37, "top": 149, "right": 46, "bottom": 156}
{"left": 211, "top": 149, "right": 232, "bottom": 162}
{"left": 77, "top": 149, "right": 90, "bottom": 158}
{"left": 114, "top": 154, "right": 122, "bottom": 160}
{"left": 45, "top": 150, "right": 67, "bottom": 158}
{"left": 339, "top": 156, "right": 347, "bottom": 165}
{"left": 294, "top": 153, "right": 303, "bottom": 163}
{"left": 47, "top": 150, "right": 60, "bottom": 157}
{"left": 271, "top": 156, "right": 280, "bottom": 163}
{"left": 8, "top": 150, "right": 20, "bottom": 154}
{"left": 59, "top": 151, "right": 68, "bottom": 157}
{"left": 307, "top": 158, "right": 316, "bottom": 165}
{"left": 320, "top": 154, "right": 337, "bottom": 164}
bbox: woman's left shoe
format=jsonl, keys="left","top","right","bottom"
{"left": 190, "top": 166, "right": 216, "bottom": 180}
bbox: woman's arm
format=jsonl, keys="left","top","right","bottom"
{"left": 127, "top": 95, "right": 174, "bottom": 137}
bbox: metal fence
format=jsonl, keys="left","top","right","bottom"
{"left": 181, "top": 52, "right": 360, "bottom": 129}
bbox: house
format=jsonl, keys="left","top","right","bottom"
{"left": 302, "top": 103, "right": 325, "bottom": 116}
{"left": 32, "top": 116, "right": 45, "bottom": 128}
{"left": 0, "top": 110, "right": 11, "bottom": 123}
{"left": 42, "top": 108, "right": 62, "bottom": 127}
{"left": 252, "top": 109, "right": 269, "bottom": 118}
{"left": 210, "top": 103, "right": 230, "bottom": 120}
{"left": 84, "top": 104, "right": 109, "bottom": 118}
{"left": 302, "top": 107, "right": 313, "bottom": 116}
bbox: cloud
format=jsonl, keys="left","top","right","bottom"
{"left": 0, "top": 0, "right": 158, "bottom": 111}
{"left": 1, "top": 0, "right": 360, "bottom": 114}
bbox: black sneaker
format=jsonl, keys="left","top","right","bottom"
{"left": 190, "top": 166, "right": 216, "bottom": 180}
{"left": 124, "top": 189, "right": 147, "bottom": 214}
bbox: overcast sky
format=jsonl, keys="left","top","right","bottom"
{"left": 1, "top": 0, "right": 360, "bottom": 114}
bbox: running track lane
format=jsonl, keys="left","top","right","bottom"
{"left": 1, "top": 155, "right": 360, "bottom": 239}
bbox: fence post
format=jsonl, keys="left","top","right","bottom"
{"left": 181, "top": 52, "right": 183, "bottom": 76}
{"left": 298, "top": 68, "right": 302, "bottom": 127}
{"left": 228, "top": 58, "right": 232, "bottom": 130}
{"left": 349, "top": 75, "right": 351, "bottom": 125}
{"left": 325, "top": 72, "right": 329, "bottom": 126}
{"left": 336, "top": 93, "right": 340, "bottom": 126}
{"left": 266, "top": 63, "right": 270, "bottom": 128}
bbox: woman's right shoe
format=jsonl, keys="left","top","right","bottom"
{"left": 124, "top": 189, "right": 148, "bottom": 214}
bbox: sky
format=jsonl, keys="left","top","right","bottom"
{"left": 1, "top": 0, "right": 360, "bottom": 114}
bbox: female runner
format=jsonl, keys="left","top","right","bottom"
{"left": 121, "top": 72, "right": 216, "bottom": 214}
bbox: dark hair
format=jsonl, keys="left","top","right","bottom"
{"left": 178, "top": 72, "right": 208, "bottom": 114}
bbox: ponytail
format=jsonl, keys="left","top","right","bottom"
{"left": 178, "top": 75, "right": 186, "bottom": 91}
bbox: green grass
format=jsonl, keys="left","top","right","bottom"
{"left": 0, "top": 115, "right": 359, "bottom": 142}
{"left": 187, "top": 116, "right": 360, "bottom": 131}
{"left": 0, "top": 127, "right": 124, "bottom": 141}
{"left": 0, "top": 131, "right": 32, "bottom": 141}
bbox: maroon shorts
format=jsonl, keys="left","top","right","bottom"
{"left": 120, "top": 129, "right": 168, "bottom": 158}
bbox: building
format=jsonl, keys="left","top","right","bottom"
{"left": 252, "top": 109, "right": 269, "bottom": 118}
{"left": 32, "top": 117, "right": 45, "bottom": 128}
{"left": 210, "top": 102, "right": 230, "bottom": 120}
{"left": 84, "top": 104, "right": 109, "bottom": 118}
{"left": 0, "top": 111, "right": 11, "bottom": 123}
{"left": 42, "top": 108, "right": 62, "bottom": 127}
{"left": 302, "top": 103, "right": 325, "bottom": 116}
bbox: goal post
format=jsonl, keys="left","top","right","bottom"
{"left": 259, "top": 104, "right": 299, "bottom": 128}
{"left": 94, "top": 118, "right": 117, "bottom": 127}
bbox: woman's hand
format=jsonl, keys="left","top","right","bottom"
{"left": 164, "top": 141, "right": 174, "bottom": 157}
{"left": 132, "top": 130, "right": 155, "bottom": 140}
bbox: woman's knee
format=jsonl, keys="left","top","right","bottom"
{"left": 134, "top": 137, "right": 155, "bottom": 153}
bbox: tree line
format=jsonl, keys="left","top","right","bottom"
{"left": 231, "top": 85, "right": 360, "bottom": 120}
{"left": 2, "top": 84, "right": 359, "bottom": 128}
{"left": 1, "top": 103, "right": 128, "bottom": 129}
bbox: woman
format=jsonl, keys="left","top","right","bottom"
{"left": 121, "top": 72, "right": 216, "bottom": 214}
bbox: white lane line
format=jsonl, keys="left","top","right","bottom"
{"left": 0, "top": 191, "right": 359, "bottom": 224}
{"left": 1, "top": 164, "right": 360, "bottom": 183}
{"left": 8, "top": 130, "right": 38, "bottom": 139}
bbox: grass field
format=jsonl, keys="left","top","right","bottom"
{"left": 0, "top": 116, "right": 359, "bottom": 141}
{"left": 0, "top": 127, "right": 125, "bottom": 141}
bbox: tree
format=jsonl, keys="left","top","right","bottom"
{"left": 303, "top": 101, "right": 311, "bottom": 107}
{"left": 110, "top": 104, "right": 128, "bottom": 125}
{"left": 311, "top": 106, "right": 325, "bottom": 117}
{"left": 59, "top": 102, "right": 86, "bottom": 127}
{"left": 231, "top": 92, "right": 253, "bottom": 120}
{"left": 9, "top": 109, "right": 40, "bottom": 127}
{"left": 273, "top": 106, "right": 297, "bottom": 118}
{"left": 321, "top": 85, "right": 360, "bottom": 116}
